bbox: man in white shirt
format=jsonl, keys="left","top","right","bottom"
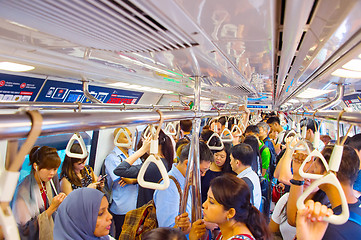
{"left": 267, "top": 116, "right": 286, "bottom": 154}
{"left": 230, "top": 143, "right": 262, "bottom": 210}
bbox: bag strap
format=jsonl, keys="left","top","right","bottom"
{"left": 158, "top": 175, "right": 182, "bottom": 199}
{"left": 260, "top": 144, "right": 267, "bottom": 155}
{"left": 242, "top": 177, "right": 254, "bottom": 205}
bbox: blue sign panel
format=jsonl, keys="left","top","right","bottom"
{"left": 0, "top": 73, "right": 45, "bottom": 102}
{"left": 36, "top": 80, "right": 143, "bottom": 104}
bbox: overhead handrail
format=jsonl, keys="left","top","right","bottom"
{"left": 164, "top": 122, "right": 177, "bottom": 136}
{"left": 137, "top": 110, "right": 170, "bottom": 190}
{"left": 113, "top": 127, "right": 132, "bottom": 148}
{"left": 65, "top": 133, "right": 88, "bottom": 159}
{"left": 207, "top": 132, "right": 224, "bottom": 151}
{"left": 0, "top": 110, "right": 43, "bottom": 240}
{"left": 297, "top": 110, "right": 353, "bottom": 225}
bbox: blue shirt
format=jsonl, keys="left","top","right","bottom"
{"left": 237, "top": 167, "right": 262, "bottom": 210}
{"left": 104, "top": 147, "right": 142, "bottom": 215}
{"left": 153, "top": 164, "right": 192, "bottom": 227}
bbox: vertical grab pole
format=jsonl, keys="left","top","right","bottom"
{"left": 179, "top": 49, "right": 203, "bottom": 222}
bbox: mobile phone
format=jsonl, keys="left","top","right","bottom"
{"left": 98, "top": 174, "right": 108, "bottom": 182}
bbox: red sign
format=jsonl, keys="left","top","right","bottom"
{"left": 0, "top": 80, "right": 5, "bottom": 87}
{"left": 20, "top": 82, "right": 26, "bottom": 89}
{"left": 20, "top": 91, "right": 33, "bottom": 95}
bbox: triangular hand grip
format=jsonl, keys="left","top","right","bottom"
{"left": 290, "top": 138, "right": 310, "bottom": 153}
{"left": 238, "top": 121, "right": 246, "bottom": 132}
{"left": 207, "top": 132, "right": 224, "bottom": 150}
{"left": 164, "top": 122, "right": 176, "bottom": 136}
{"left": 220, "top": 128, "right": 233, "bottom": 142}
{"left": 297, "top": 173, "right": 349, "bottom": 225}
{"left": 137, "top": 155, "right": 170, "bottom": 190}
{"left": 144, "top": 125, "right": 156, "bottom": 138}
{"left": 284, "top": 130, "right": 297, "bottom": 140}
{"left": 65, "top": 133, "right": 88, "bottom": 159}
{"left": 113, "top": 128, "right": 132, "bottom": 148}
{"left": 301, "top": 125, "right": 307, "bottom": 139}
{"left": 299, "top": 149, "right": 329, "bottom": 180}
{"left": 231, "top": 125, "right": 242, "bottom": 137}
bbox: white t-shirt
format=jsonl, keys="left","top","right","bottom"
{"left": 271, "top": 193, "right": 296, "bottom": 240}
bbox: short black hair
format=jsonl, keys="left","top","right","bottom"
{"left": 245, "top": 125, "right": 260, "bottom": 135}
{"left": 266, "top": 116, "right": 280, "bottom": 125}
{"left": 180, "top": 120, "right": 192, "bottom": 132}
{"left": 231, "top": 143, "right": 254, "bottom": 166}
{"left": 179, "top": 141, "right": 213, "bottom": 163}
{"left": 347, "top": 133, "right": 361, "bottom": 151}
{"left": 300, "top": 118, "right": 318, "bottom": 133}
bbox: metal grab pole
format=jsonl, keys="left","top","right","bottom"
{"left": 290, "top": 110, "right": 361, "bottom": 126}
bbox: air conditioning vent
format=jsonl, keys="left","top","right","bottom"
{"left": 0, "top": 0, "right": 198, "bottom": 53}
{"left": 234, "top": 85, "right": 252, "bottom": 95}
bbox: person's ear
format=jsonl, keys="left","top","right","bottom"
{"left": 184, "top": 159, "right": 188, "bottom": 166}
{"left": 227, "top": 208, "right": 236, "bottom": 219}
{"left": 33, "top": 163, "right": 38, "bottom": 171}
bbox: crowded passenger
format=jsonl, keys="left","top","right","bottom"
{"left": 103, "top": 127, "right": 143, "bottom": 239}
{"left": 60, "top": 143, "right": 103, "bottom": 195}
{"left": 53, "top": 188, "right": 114, "bottom": 240}
{"left": 12, "top": 146, "right": 66, "bottom": 240}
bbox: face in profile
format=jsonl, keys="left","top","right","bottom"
{"left": 202, "top": 188, "right": 229, "bottom": 224}
{"left": 94, "top": 197, "right": 112, "bottom": 237}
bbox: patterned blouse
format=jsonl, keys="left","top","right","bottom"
{"left": 61, "top": 165, "right": 94, "bottom": 190}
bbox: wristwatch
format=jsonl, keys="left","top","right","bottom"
{"left": 290, "top": 179, "right": 304, "bottom": 186}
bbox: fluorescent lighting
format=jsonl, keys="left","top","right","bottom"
{"left": 342, "top": 59, "right": 361, "bottom": 72}
{"left": 288, "top": 99, "right": 299, "bottom": 103}
{"left": 108, "top": 82, "right": 130, "bottom": 87}
{"left": 0, "top": 62, "right": 35, "bottom": 72}
{"left": 297, "top": 88, "right": 334, "bottom": 99}
{"left": 331, "top": 69, "right": 361, "bottom": 78}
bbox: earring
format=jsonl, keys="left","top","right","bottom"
{"left": 226, "top": 217, "right": 229, "bottom": 221}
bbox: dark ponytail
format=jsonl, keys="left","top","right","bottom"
{"left": 210, "top": 174, "right": 271, "bottom": 240}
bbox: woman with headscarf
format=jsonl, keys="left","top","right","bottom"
{"left": 12, "top": 146, "right": 66, "bottom": 240}
{"left": 54, "top": 188, "right": 114, "bottom": 240}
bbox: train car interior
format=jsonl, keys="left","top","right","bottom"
{"left": 0, "top": 0, "right": 360, "bottom": 239}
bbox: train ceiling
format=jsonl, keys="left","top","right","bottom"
{"left": 0, "top": 0, "right": 360, "bottom": 109}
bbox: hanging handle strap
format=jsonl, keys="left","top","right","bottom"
{"left": 231, "top": 124, "right": 242, "bottom": 137}
{"left": 220, "top": 128, "right": 234, "bottom": 142}
{"left": 298, "top": 149, "right": 329, "bottom": 180}
{"left": 207, "top": 132, "right": 224, "bottom": 150}
{"left": 65, "top": 133, "right": 88, "bottom": 159}
{"left": 113, "top": 127, "right": 132, "bottom": 148}
{"left": 137, "top": 110, "right": 170, "bottom": 190}
{"left": 1, "top": 110, "right": 42, "bottom": 240}
{"left": 164, "top": 122, "right": 177, "bottom": 136}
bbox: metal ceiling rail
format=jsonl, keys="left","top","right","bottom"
{"left": 290, "top": 110, "right": 361, "bottom": 126}
{"left": 0, "top": 102, "right": 190, "bottom": 111}
{"left": 0, "top": 110, "right": 239, "bottom": 140}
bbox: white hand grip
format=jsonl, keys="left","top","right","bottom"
{"left": 144, "top": 126, "right": 156, "bottom": 138}
{"left": 220, "top": 128, "right": 234, "bottom": 142}
{"left": 291, "top": 121, "right": 296, "bottom": 130}
{"left": 297, "top": 173, "right": 349, "bottom": 225}
{"left": 113, "top": 128, "right": 132, "bottom": 148}
{"left": 207, "top": 132, "right": 224, "bottom": 150}
{"left": 329, "top": 145, "right": 344, "bottom": 172}
{"left": 164, "top": 122, "right": 176, "bottom": 136}
{"left": 65, "top": 133, "right": 88, "bottom": 159}
{"left": 285, "top": 130, "right": 297, "bottom": 139}
{"left": 150, "top": 139, "right": 159, "bottom": 155}
{"left": 290, "top": 138, "right": 310, "bottom": 153}
{"left": 296, "top": 123, "right": 301, "bottom": 133}
{"left": 137, "top": 155, "right": 170, "bottom": 190}
{"left": 299, "top": 150, "right": 329, "bottom": 180}
{"left": 231, "top": 125, "right": 242, "bottom": 137}
{"left": 301, "top": 126, "right": 307, "bottom": 139}
{"left": 0, "top": 203, "right": 21, "bottom": 240}
{"left": 313, "top": 131, "right": 320, "bottom": 150}
{"left": 0, "top": 170, "right": 20, "bottom": 202}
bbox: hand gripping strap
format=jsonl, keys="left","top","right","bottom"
{"left": 297, "top": 173, "right": 349, "bottom": 225}
{"left": 65, "top": 133, "right": 88, "bottom": 159}
{"left": 114, "top": 127, "right": 132, "bottom": 148}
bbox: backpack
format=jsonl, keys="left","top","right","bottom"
{"left": 119, "top": 176, "right": 182, "bottom": 240}
{"left": 261, "top": 140, "right": 276, "bottom": 180}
